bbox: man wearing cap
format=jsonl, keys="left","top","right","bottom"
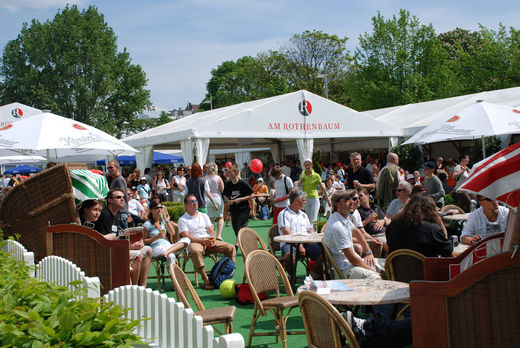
{"left": 423, "top": 161, "right": 445, "bottom": 207}
{"left": 323, "top": 190, "right": 382, "bottom": 280}
{"left": 298, "top": 158, "right": 331, "bottom": 222}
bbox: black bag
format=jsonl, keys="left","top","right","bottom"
{"left": 208, "top": 257, "right": 236, "bottom": 288}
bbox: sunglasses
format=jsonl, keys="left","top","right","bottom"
{"left": 479, "top": 197, "right": 493, "bottom": 202}
{"left": 111, "top": 195, "right": 124, "bottom": 199}
{"left": 152, "top": 206, "right": 164, "bottom": 210}
{"left": 107, "top": 166, "right": 115, "bottom": 169}
{"left": 188, "top": 199, "right": 198, "bottom": 204}
{"left": 396, "top": 189, "right": 406, "bottom": 192}
{"left": 351, "top": 197, "right": 358, "bottom": 201}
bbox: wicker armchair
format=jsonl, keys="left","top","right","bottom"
{"left": 237, "top": 227, "right": 268, "bottom": 283}
{"left": 46, "top": 224, "right": 131, "bottom": 295}
{"left": 410, "top": 251, "right": 520, "bottom": 347}
{"left": 384, "top": 249, "right": 425, "bottom": 283}
{"left": 244, "top": 250, "right": 305, "bottom": 348}
{"left": 169, "top": 263, "right": 235, "bottom": 334}
{"left": 0, "top": 163, "right": 78, "bottom": 262}
{"left": 299, "top": 290, "right": 360, "bottom": 348}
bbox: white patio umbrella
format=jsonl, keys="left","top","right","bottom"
{"left": 0, "top": 112, "right": 138, "bottom": 160}
{"left": 458, "top": 141, "right": 520, "bottom": 209}
{"left": 403, "top": 102, "right": 520, "bottom": 156}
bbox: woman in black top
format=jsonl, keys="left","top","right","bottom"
{"left": 386, "top": 195, "right": 453, "bottom": 257}
{"left": 186, "top": 162, "right": 207, "bottom": 212}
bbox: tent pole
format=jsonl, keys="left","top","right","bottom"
{"left": 481, "top": 135, "right": 486, "bottom": 158}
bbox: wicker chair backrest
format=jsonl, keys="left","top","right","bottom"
{"left": 385, "top": 249, "right": 425, "bottom": 283}
{"left": 267, "top": 224, "right": 281, "bottom": 253}
{"left": 246, "top": 250, "right": 287, "bottom": 295}
{"left": 299, "top": 291, "right": 360, "bottom": 348}
{"left": 238, "top": 228, "right": 267, "bottom": 259}
{"left": 169, "top": 263, "right": 204, "bottom": 311}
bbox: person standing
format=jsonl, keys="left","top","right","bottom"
{"left": 204, "top": 162, "right": 225, "bottom": 240}
{"left": 107, "top": 160, "right": 128, "bottom": 210}
{"left": 153, "top": 170, "right": 170, "bottom": 202}
{"left": 186, "top": 163, "right": 207, "bottom": 213}
{"left": 376, "top": 153, "right": 400, "bottom": 211}
{"left": 271, "top": 165, "right": 294, "bottom": 225}
{"left": 298, "top": 158, "right": 331, "bottom": 222}
{"left": 346, "top": 152, "right": 375, "bottom": 191}
{"left": 223, "top": 164, "right": 254, "bottom": 247}
{"left": 171, "top": 166, "right": 187, "bottom": 202}
{"left": 451, "top": 154, "right": 472, "bottom": 212}
{"left": 422, "top": 161, "right": 445, "bottom": 207}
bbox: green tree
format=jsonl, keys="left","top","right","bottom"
{"left": 471, "top": 136, "right": 502, "bottom": 162}
{"left": 393, "top": 143, "right": 424, "bottom": 172}
{"left": 0, "top": 5, "right": 151, "bottom": 138}
{"left": 203, "top": 55, "right": 288, "bottom": 109}
{"left": 347, "top": 9, "right": 456, "bottom": 110}
{"left": 265, "top": 30, "right": 351, "bottom": 103}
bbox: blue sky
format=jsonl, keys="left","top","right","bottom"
{"left": 1, "top": 0, "right": 519, "bottom": 113}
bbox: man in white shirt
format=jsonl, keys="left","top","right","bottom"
{"left": 461, "top": 195, "right": 509, "bottom": 245}
{"left": 179, "top": 194, "right": 235, "bottom": 289}
{"left": 271, "top": 165, "right": 294, "bottom": 225}
{"left": 323, "top": 190, "right": 382, "bottom": 280}
{"left": 278, "top": 190, "right": 321, "bottom": 268}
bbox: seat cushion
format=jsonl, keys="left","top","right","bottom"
{"left": 261, "top": 296, "right": 299, "bottom": 309}
{"left": 196, "top": 306, "right": 236, "bottom": 322}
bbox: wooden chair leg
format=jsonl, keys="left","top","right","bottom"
{"left": 247, "top": 306, "right": 259, "bottom": 348}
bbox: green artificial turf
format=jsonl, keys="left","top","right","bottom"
{"left": 145, "top": 218, "right": 310, "bottom": 347}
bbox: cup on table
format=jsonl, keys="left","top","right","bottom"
{"left": 311, "top": 221, "right": 318, "bottom": 235}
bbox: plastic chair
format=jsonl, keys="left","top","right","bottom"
{"left": 244, "top": 250, "right": 305, "bottom": 348}
{"left": 299, "top": 290, "right": 360, "bottom": 348}
{"left": 169, "top": 263, "right": 235, "bottom": 334}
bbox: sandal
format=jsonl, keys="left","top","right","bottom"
{"left": 203, "top": 283, "right": 215, "bottom": 290}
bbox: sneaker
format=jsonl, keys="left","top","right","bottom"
{"left": 342, "top": 311, "right": 366, "bottom": 339}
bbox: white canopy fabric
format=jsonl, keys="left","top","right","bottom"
{"left": 124, "top": 90, "right": 401, "bottom": 168}
{"left": 0, "top": 112, "right": 139, "bottom": 160}
{"left": 365, "top": 86, "right": 520, "bottom": 137}
{"left": 0, "top": 102, "right": 42, "bottom": 128}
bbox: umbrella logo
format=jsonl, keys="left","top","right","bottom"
{"left": 0, "top": 124, "right": 13, "bottom": 130}
{"left": 73, "top": 124, "right": 87, "bottom": 130}
{"left": 11, "top": 108, "right": 23, "bottom": 119}
{"left": 447, "top": 115, "right": 460, "bottom": 122}
{"left": 513, "top": 109, "right": 520, "bottom": 114}
{"left": 298, "top": 100, "right": 312, "bottom": 116}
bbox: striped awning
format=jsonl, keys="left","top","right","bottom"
{"left": 70, "top": 169, "right": 109, "bottom": 204}
{"left": 459, "top": 142, "right": 520, "bottom": 208}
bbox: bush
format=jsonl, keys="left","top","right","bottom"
{"left": 0, "top": 248, "right": 145, "bottom": 347}
{"left": 393, "top": 143, "right": 424, "bottom": 172}
{"left": 163, "top": 201, "right": 185, "bottom": 222}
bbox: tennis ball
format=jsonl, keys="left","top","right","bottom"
{"left": 219, "top": 279, "right": 237, "bottom": 298}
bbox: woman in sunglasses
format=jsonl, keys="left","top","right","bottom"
{"left": 460, "top": 195, "right": 509, "bottom": 245}
{"left": 142, "top": 200, "right": 189, "bottom": 266}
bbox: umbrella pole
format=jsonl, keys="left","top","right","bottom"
{"left": 481, "top": 135, "right": 486, "bottom": 158}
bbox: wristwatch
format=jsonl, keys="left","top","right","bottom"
{"left": 363, "top": 250, "right": 373, "bottom": 256}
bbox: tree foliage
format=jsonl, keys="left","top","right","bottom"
{"left": 393, "top": 143, "right": 424, "bottom": 172}
{"left": 0, "top": 5, "right": 151, "bottom": 138}
{"left": 346, "top": 10, "right": 457, "bottom": 111}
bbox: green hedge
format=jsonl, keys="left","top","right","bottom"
{"left": 163, "top": 202, "right": 185, "bottom": 222}
{"left": 0, "top": 246, "right": 145, "bottom": 347}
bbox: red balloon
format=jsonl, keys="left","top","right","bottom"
{"left": 225, "top": 161, "right": 233, "bottom": 168}
{"left": 249, "top": 159, "right": 263, "bottom": 174}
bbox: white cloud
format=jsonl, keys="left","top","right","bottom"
{"left": 0, "top": 0, "right": 84, "bottom": 12}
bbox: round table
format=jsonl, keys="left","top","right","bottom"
{"left": 298, "top": 279, "right": 410, "bottom": 306}
{"left": 442, "top": 213, "right": 470, "bottom": 222}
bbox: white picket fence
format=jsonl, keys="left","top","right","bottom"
{"left": 3, "top": 240, "right": 245, "bottom": 348}
{"left": 36, "top": 255, "right": 101, "bottom": 299}
{"left": 2, "top": 239, "right": 35, "bottom": 276}
{"left": 105, "top": 285, "right": 245, "bottom": 348}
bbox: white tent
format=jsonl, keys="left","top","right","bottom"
{"left": 124, "top": 90, "right": 401, "bottom": 168}
{"left": 0, "top": 102, "right": 42, "bottom": 128}
{"left": 364, "top": 86, "right": 520, "bottom": 137}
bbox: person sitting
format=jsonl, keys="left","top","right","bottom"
{"left": 142, "top": 200, "right": 190, "bottom": 266}
{"left": 386, "top": 195, "right": 453, "bottom": 257}
{"left": 251, "top": 177, "right": 269, "bottom": 220}
{"left": 357, "top": 188, "right": 390, "bottom": 239}
{"left": 179, "top": 194, "right": 236, "bottom": 289}
{"left": 385, "top": 181, "right": 412, "bottom": 219}
{"left": 278, "top": 190, "right": 321, "bottom": 271}
{"left": 127, "top": 187, "right": 146, "bottom": 227}
{"left": 78, "top": 199, "right": 103, "bottom": 228}
{"left": 460, "top": 195, "right": 509, "bottom": 245}
{"left": 323, "top": 190, "right": 383, "bottom": 280}
{"left": 91, "top": 190, "right": 152, "bottom": 286}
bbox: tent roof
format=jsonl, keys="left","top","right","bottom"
{"left": 364, "top": 86, "right": 520, "bottom": 136}
{"left": 124, "top": 90, "right": 401, "bottom": 149}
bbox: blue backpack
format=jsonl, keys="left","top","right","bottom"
{"left": 208, "top": 257, "right": 236, "bottom": 287}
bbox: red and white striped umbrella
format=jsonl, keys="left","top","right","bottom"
{"left": 459, "top": 142, "right": 520, "bottom": 208}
